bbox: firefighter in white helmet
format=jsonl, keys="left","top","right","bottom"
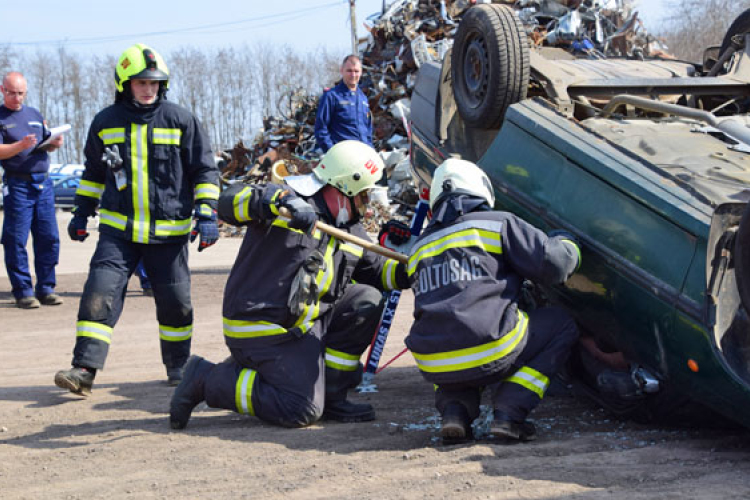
{"left": 406, "top": 158, "right": 581, "bottom": 443}
{"left": 170, "top": 140, "right": 410, "bottom": 429}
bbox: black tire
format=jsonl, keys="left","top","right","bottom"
{"left": 720, "top": 8, "right": 750, "bottom": 60}
{"left": 734, "top": 202, "right": 750, "bottom": 313}
{"left": 451, "top": 4, "right": 529, "bottom": 129}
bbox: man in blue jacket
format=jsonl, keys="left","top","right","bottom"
{"left": 0, "top": 71, "right": 65, "bottom": 309}
{"left": 314, "top": 55, "right": 372, "bottom": 153}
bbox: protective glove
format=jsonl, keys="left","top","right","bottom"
{"left": 379, "top": 220, "right": 411, "bottom": 248}
{"left": 102, "top": 146, "right": 127, "bottom": 191}
{"left": 548, "top": 229, "right": 578, "bottom": 246}
{"left": 101, "top": 146, "right": 123, "bottom": 169}
{"left": 68, "top": 210, "right": 89, "bottom": 242}
{"left": 549, "top": 229, "right": 581, "bottom": 270}
{"left": 190, "top": 205, "right": 219, "bottom": 252}
{"left": 278, "top": 194, "right": 317, "bottom": 234}
{"left": 287, "top": 250, "right": 326, "bottom": 316}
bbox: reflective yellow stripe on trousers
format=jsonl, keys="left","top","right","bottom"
{"left": 235, "top": 368, "right": 257, "bottom": 415}
{"left": 76, "top": 321, "right": 113, "bottom": 344}
{"left": 505, "top": 366, "right": 549, "bottom": 399}
{"left": 131, "top": 124, "right": 150, "bottom": 243}
{"left": 411, "top": 310, "right": 528, "bottom": 373}
{"left": 325, "top": 348, "right": 359, "bottom": 371}
{"left": 159, "top": 324, "right": 193, "bottom": 342}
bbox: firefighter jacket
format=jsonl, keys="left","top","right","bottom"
{"left": 218, "top": 182, "right": 409, "bottom": 350}
{"left": 405, "top": 201, "right": 580, "bottom": 385}
{"left": 74, "top": 99, "right": 220, "bottom": 244}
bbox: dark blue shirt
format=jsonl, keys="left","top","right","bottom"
{"left": 314, "top": 81, "right": 372, "bottom": 152}
{"left": 0, "top": 105, "right": 50, "bottom": 174}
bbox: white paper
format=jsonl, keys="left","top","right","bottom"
{"left": 36, "top": 124, "right": 71, "bottom": 149}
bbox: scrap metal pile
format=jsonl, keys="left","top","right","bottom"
{"left": 218, "top": 0, "right": 668, "bottom": 234}
{"left": 507, "top": 0, "right": 670, "bottom": 58}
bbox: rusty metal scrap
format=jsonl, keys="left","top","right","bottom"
{"left": 218, "top": 0, "right": 669, "bottom": 238}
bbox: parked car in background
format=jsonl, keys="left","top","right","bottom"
{"left": 49, "top": 163, "right": 84, "bottom": 183}
{"left": 52, "top": 175, "right": 81, "bottom": 209}
{"left": 409, "top": 5, "right": 750, "bottom": 429}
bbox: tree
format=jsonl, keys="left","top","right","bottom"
{"left": 6, "top": 43, "right": 356, "bottom": 162}
{"left": 0, "top": 45, "right": 16, "bottom": 77}
{"left": 660, "top": 1, "right": 750, "bottom": 61}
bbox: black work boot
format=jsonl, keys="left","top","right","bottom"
{"left": 54, "top": 367, "right": 95, "bottom": 396}
{"left": 490, "top": 410, "right": 537, "bottom": 442}
{"left": 440, "top": 402, "right": 473, "bottom": 444}
{"left": 322, "top": 399, "right": 376, "bottom": 423}
{"left": 169, "top": 356, "right": 215, "bottom": 430}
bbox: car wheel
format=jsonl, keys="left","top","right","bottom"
{"left": 451, "top": 4, "right": 529, "bottom": 129}
{"left": 720, "top": 8, "right": 750, "bottom": 62}
{"left": 734, "top": 202, "right": 750, "bottom": 313}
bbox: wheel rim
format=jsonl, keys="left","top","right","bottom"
{"left": 462, "top": 32, "right": 490, "bottom": 109}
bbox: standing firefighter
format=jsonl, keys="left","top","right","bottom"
{"left": 54, "top": 44, "right": 220, "bottom": 396}
{"left": 170, "top": 140, "right": 409, "bottom": 429}
{"left": 406, "top": 159, "right": 581, "bottom": 443}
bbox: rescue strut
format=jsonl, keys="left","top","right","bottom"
{"left": 357, "top": 192, "right": 430, "bottom": 393}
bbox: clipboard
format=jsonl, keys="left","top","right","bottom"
{"left": 36, "top": 124, "right": 71, "bottom": 150}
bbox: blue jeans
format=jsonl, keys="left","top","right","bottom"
{"left": 1, "top": 176, "right": 60, "bottom": 299}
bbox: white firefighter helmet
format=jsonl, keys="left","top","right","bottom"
{"left": 313, "top": 140, "right": 384, "bottom": 196}
{"left": 430, "top": 158, "right": 495, "bottom": 210}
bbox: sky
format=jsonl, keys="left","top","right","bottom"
{"left": 0, "top": 0, "right": 671, "bottom": 58}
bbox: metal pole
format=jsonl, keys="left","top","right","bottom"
{"left": 350, "top": 0, "right": 358, "bottom": 56}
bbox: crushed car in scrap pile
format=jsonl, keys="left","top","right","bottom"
{"left": 409, "top": 4, "right": 750, "bottom": 429}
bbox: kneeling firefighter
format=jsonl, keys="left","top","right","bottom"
{"left": 54, "top": 44, "right": 220, "bottom": 395}
{"left": 170, "top": 140, "right": 410, "bottom": 429}
{"left": 405, "top": 159, "right": 581, "bottom": 442}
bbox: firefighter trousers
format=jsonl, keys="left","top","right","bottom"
{"left": 71, "top": 233, "right": 193, "bottom": 371}
{"left": 203, "top": 284, "right": 384, "bottom": 428}
{"left": 436, "top": 306, "right": 579, "bottom": 422}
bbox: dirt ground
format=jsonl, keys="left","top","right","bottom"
{"left": 2, "top": 211, "right": 750, "bottom": 500}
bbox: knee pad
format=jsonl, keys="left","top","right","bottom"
{"left": 154, "top": 281, "right": 193, "bottom": 325}
{"left": 79, "top": 267, "right": 128, "bottom": 321}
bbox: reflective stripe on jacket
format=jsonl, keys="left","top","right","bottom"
{"left": 75, "top": 100, "right": 219, "bottom": 244}
{"left": 405, "top": 209, "right": 580, "bottom": 384}
{"left": 218, "top": 182, "right": 408, "bottom": 349}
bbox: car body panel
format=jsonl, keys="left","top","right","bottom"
{"left": 410, "top": 57, "right": 750, "bottom": 428}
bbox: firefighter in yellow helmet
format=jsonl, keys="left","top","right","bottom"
{"left": 54, "top": 44, "right": 220, "bottom": 396}
{"left": 170, "top": 140, "right": 410, "bottom": 429}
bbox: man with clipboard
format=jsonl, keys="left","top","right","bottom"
{"left": 0, "top": 71, "right": 66, "bottom": 309}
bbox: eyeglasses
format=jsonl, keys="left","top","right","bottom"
{"left": 3, "top": 90, "right": 26, "bottom": 98}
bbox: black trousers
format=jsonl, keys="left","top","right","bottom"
{"left": 435, "top": 306, "right": 579, "bottom": 422}
{"left": 203, "top": 284, "right": 384, "bottom": 428}
{"left": 71, "top": 233, "right": 193, "bottom": 370}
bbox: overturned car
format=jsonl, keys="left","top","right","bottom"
{"left": 409, "top": 4, "right": 750, "bottom": 428}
